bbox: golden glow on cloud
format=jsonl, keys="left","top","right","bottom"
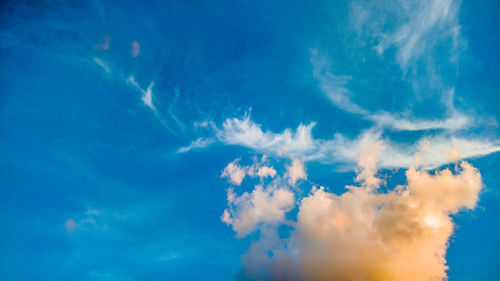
{"left": 223, "top": 143, "right": 484, "bottom": 280}
{"left": 297, "top": 161, "right": 481, "bottom": 281}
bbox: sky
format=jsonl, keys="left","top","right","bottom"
{"left": 0, "top": 0, "right": 499, "bottom": 280}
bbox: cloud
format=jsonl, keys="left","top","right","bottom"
{"left": 222, "top": 159, "right": 247, "bottom": 186}
{"left": 296, "top": 161, "right": 481, "bottom": 280}
{"left": 215, "top": 116, "right": 500, "bottom": 170}
{"left": 367, "top": 110, "right": 471, "bottom": 131}
{"left": 94, "top": 34, "right": 110, "bottom": 50}
{"left": 376, "top": 0, "right": 459, "bottom": 70}
{"left": 64, "top": 207, "right": 108, "bottom": 234}
{"left": 311, "top": 51, "right": 474, "bottom": 132}
{"left": 91, "top": 56, "right": 185, "bottom": 137}
{"left": 257, "top": 166, "right": 277, "bottom": 178}
{"left": 65, "top": 218, "right": 77, "bottom": 233}
{"left": 142, "top": 82, "right": 154, "bottom": 109}
{"left": 354, "top": 141, "right": 385, "bottom": 189}
{"left": 216, "top": 116, "right": 320, "bottom": 159}
{"left": 128, "top": 76, "right": 155, "bottom": 110}
{"left": 177, "top": 137, "right": 215, "bottom": 153}
{"left": 93, "top": 57, "right": 110, "bottom": 73}
{"left": 349, "top": 0, "right": 461, "bottom": 70}
{"left": 222, "top": 185, "right": 295, "bottom": 238}
{"left": 221, "top": 157, "right": 278, "bottom": 186}
{"left": 286, "top": 159, "right": 307, "bottom": 185}
{"left": 227, "top": 144, "right": 484, "bottom": 280}
{"left": 131, "top": 40, "right": 140, "bottom": 58}
{"left": 311, "top": 51, "right": 369, "bottom": 115}
{"left": 379, "top": 136, "right": 500, "bottom": 169}
{"left": 445, "top": 144, "right": 461, "bottom": 161}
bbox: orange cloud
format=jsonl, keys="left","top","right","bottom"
{"left": 225, "top": 143, "right": 484, "bottom": 280}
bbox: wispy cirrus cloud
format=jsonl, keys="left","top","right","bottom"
{"left": 128, "top": 75, "right": 155, "bottom": 110}
{"left": 349, "top": 0, "right": 462, "bottom": 71}
{"left": 93, "top": 57, "right": 110, "bottom": 73}
{"left": 311, "top": 51, "right": 475, "bottom": 132}
{"left": 376, "top": 0, "right": 460, "bottom": 69}
{"left": 91, "top": 55, "right": 185, "bottom": 137}
{"left": 311, "top": 51, "right": 369, "bottom": 116}
{"left": 367, "top": 110, "right": 471, "bottom": 131}
{"left": 177, "top": 137, "right": 215, "bottom": 153}
{"left": 215, "top": 116, "right": 500, "bottom": 170}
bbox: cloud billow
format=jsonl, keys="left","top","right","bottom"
{"left": 222, "top": 145, "right": 483, "bottom": 280}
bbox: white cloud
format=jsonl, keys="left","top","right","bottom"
{"left": 311, "top": 51, "right": 473, "bottom": 132}
{"left": 221, "top": 159, "right": 247, "bottom": 186}
{"left": 215, "top": 116, "right": 500, "bottom": 170}
{"left": 93, "top": 57, "right": 110, "bottom": 73}
{"left": 286, "top": 159, "right": 307, "bottom": 185}
{"left": 177, "top": 137, "right": 215, "bottom": 153}
{"left": 354, "top": 141, "right": 385, "bottom": 189}
{"left": 128, "top": 76, "right": 155, "bottom": 110}
{"left": 257, "top": 166, "right": 277, "bottom": 178}
{"left": 222, "top": 185, "right": 295, "bottom": 238}
{"left": 378, "top": 136, "right": 500, "bottom": 169}
{"left": 221, "top": 157, "right": 278, "bottom": 186}
{"left": 216, "top": 116, "right": 319, "bottom": 159}
{"left": 311, "top": 50, "right": 368, "bottom": 115}
{"left": 370, "top": 0, "right": 460, "bottom": 70}
{"left": 367, "top": 110, "right": 471, "bottom": 131}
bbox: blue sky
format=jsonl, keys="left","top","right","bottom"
{"left": 0, "top": 0, "right": 499, "bottom": 280}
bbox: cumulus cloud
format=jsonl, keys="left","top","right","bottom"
{"left": 221, "top": 157, "right": 278, "bottom": 186}
{"left": 222, "top": 159, "right": 248, "bottom": 186}
{"left": 257, "top": 166, "right": 277, "bottom": 178}
{"left": 226, "top": 144, "right": 484, "bottom": 280}
{"left": 354, "top": 141, "right": 385, "bottom": 189}
{"left": 131, "top": 40, "right": 140, "bottom": 57}
{"left": 286, "top": 159, "right": 307, "bottom": 185}
{"left": 296, "top": 161, "right": 481, "bottom": 280}
{"left": 222, "top": 185, "right": 295, "bottom": 238}
{"left": 215, "top": 116, "right": 500, "bottom": 170}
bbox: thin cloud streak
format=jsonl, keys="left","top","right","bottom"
{"left": 91, "top": 56, "right": 184, "bottom": 137}
{"left": 373, "top": 0, "right": 460, "bottom": 70}
{"left": 128, "top": 75, "right": 155, "bottom": 110}
{"left": 177, "top": 137, "right": 215, "bottom": 153}
{"left": 311, "top": 51, "right": 474, "bottom": 132}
